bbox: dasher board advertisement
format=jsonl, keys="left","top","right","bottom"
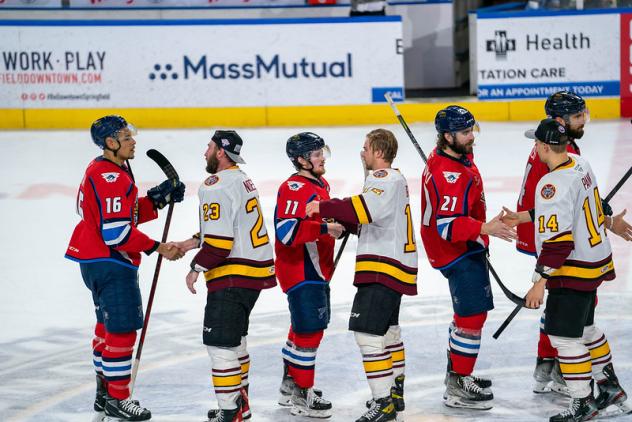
{"left": 476, "top": 12, "right": 619, "bottom": 100}
{"left": 0, "top": 18, "right": 404, "bottom": 109}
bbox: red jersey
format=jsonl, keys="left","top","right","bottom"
{"left": 274, "top": 174, "right": 335, "bottom": 293}
{"left": 420, "top": 148, "right": 489, "bottom": 269}
{"left": 65, "top": 157, "right": 159, "bottom": 268}
{"left": 516, "top": 141, "right": 579, "bottom": 256}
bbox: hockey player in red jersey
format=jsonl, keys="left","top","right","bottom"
{"left": 504, "top": 91, "right": 632, "bottom": 396}
{"left": 420, "top": 106, "right": 516, "bottom": 410}
{"left": 65, "top": 115, "right": 185, "bottom": 420}
{"left": 274, "top": 132, "right": 344, "bottom": 418}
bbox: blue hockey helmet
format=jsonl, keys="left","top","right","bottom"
{"left": 545, "top": 91, "right": 587, "bottom": 118}
{"left": 90, "top": 115, "right": 136, "bottom": 150}
{"left": 434, "top": 105, "right": 478, "bottom": 134}
{"left": 286, "top": 132, "right": 330, "bottom": 169}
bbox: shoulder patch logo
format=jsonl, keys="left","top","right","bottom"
{"left": 287, "top": 181, "right": 305, "bottom": 191}
{"left": 101, "top": 172, "right": 120, "bottom": 183}
{"left": 373, "top": 170, "right": 388, "bottom": 178}
{"left": 205, "top": 175, "right": 220, "bottom": 186}
{"left": 541, "top": 184, "right": 556, "bottom": 199}
{"left": 442, "top": 171, "right": 461, "bottom": 184}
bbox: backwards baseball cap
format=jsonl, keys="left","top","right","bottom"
{"left": 524, "top": 118, "right": 569, "bottom": 145}
{"left": 211, "top": 130, "right": 246, "bottom": 164}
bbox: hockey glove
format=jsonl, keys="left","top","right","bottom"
{"left": 148, "top": 179, "right": 186, "bottom": 209}
{"left": 601, "top": 198, "right": 613, "bottom": 217}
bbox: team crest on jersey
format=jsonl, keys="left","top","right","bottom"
{"left": 541, "top": 184, "right": 556, "bottom": 199}
{"left": 442, "top": 171, "right": 461, "bottom": 184}
{"left": 101, "top": 172, "right": 120, "bottom": 183}
{"left": 287, "top": 181, "right": 305, "bottom": 191}
{"left": 373, "top": 170, "right": 388, "bottom": 178}
{"left": 205, "top": 175, "right": 220, "bottom": 186}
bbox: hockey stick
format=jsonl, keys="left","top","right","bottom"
{"left": 129, "top": 149, "right": 180, "bottom": 396}
{"left": 333, "top": 232, "right": 350, "bottom": 271}
{"left": 493, "top": 164, "right": 632, "bottom": 339}
{"left": 384, "top": 93, "right": 526, "bottom": 307}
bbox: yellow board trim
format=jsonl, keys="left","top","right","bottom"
{"left": 204, "top": 263, "right": 274, "bottom": 282}
{"left": 204, "top": 236, "right": 234, "bottom": 251}
{"left": 589, "top": 342, "right": 611, "bottom": 360}
{"left": 355, "top": 261, "right": 416, "bottom": 285}
{"left": 0, "top": 98, "right": 619, "bottom": 129}
{"left": 351, "top": 195, "right": 370, "bottom": 225}
{"left": 212, "top": 374, "right": 242, "bottom": 388}
{"left": 544, "top": 233, "right": 574, "bottom": 243}
{"left": 552, "top": 260, "right": 614, "bottom": 279}
{"left": 559, "top": 360, "right": 592, "bottom": 375}
{"left": 363, "top": 359, "right": 393, "bottom": 373}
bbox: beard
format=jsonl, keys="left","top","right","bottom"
{"left": 567, "top": 125, "right": 584, "bottom": 139}
{"left": 449, "top": 140, "right": 473, "bottom": 156}
{"left": 206, "top": 154, "right": 219, "bottom": 174}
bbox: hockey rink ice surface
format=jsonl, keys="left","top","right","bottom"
{"left": 1, "top": 120, "right": 631, "bottom": 421}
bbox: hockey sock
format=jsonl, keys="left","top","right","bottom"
{"left": 582, "top": 325, "right": 612, "bottom": 382}
{"left": 93, "top": 322, "right": 106, "bottom": 377}
{"left": 449, "top": 313, "right": 486, "bottom": 376}
{"left": 282, "top": 327, "right": 323, "bottom": 388}
{"left": 236, "top": 336, "right": 250, "bottom": 388}
{"left": 537, "top": 311, "right": 558, "bottom": 359}
{"left": 385, "top": 325, "right": 405, "bottom": 379}
{"left": 549, "top": 335, "right": 593, "bottom": 399}
{"left": 207, "top": 345, "right": 241, "bottom": 410}
{"left": 355, "top": 331, "right": 392, "bottom": 399}
{"left": 102, "top": 330, "right": 136, "bottom": 400}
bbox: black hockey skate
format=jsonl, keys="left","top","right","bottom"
{"left": 549, "top": 393, "right": 599, "bottom": 422}
{"left": 103, "top": 395, "right": 151, "bottom": 421}
{"left": 208, "top": 388, "right": 250, "bottom": 420}
{"left": 595, "top": 363, "right": 632, "bottom": 418}
{"left": 290, "top": 385, "right": 332, "bottom": 418}
{"left": 356, "top": 396, "right": 396, "bottom": 422}
{"left": 444, "top": 371, "right": 494, "bottom": 410}
{"left": 365, "top": 374, "right": 406, "bottom": 412}
{"left": 207, "top": 397, "right": 243, "bottom": 422}
{"left": 94, "top": 374, "right": 107, "bottom": 412}
{"left": 445, "top": 350, "right": 492, "bottom": 389}
{"left": 278, "top": 363, "right": 323, "bottom": 407}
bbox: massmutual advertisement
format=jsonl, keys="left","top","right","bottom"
{"left": 0, "top": 18, "right": 404, "bottom": 109}
{"left": 476, "top": 12, "right": 619, "bottom": 100}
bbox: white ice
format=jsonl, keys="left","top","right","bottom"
{"left": 0, "top": 120, "right": 631, "bottom": 421}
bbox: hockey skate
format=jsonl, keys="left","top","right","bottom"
{"left": 443, "top": 371, "right": 493, "bottom": 410}
{"left": 94, "top": 374, "right": 107, "bottom": 412}
{"left": 278, "top": 364, "right": 323, "bottom": 407}
{"left": 356, "top": 396, "right": 396, "bottom": 422}
{"left": 444, "top": 350, "right": 492, "bottom": 389}
{"left": 290, "top": 386, "right": 332, "bottom": 418}
{"left": 206, "top": 397, "right": 243, "bottom": 422}
{"left": 550, "top": 359, "right": 571, "bottom": 397}
{"left": 208, "top": 388, "right": 250, "bottom": 420}
{"left": 103, "top": 395, "right": 151, "bottom": 421}
{"left": 534, "top": 358, "right": 570, "bottom": 396}
{"left": 366, "top": 374, "right": 406, "bottom": 412}
{"left": 594, "top": 364, "right": 632, "bottom": 419}
{"left": 549, "top": 393, "right": 599, "bottom": 422}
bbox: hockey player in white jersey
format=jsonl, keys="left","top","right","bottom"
{"left": 175, "top": 130, "right": 277, "bottom": 422}
{"left": 306, "top": 129, "right": 418, "bottom": 422}
{"left": 523, "top": 119, "right": 630, "bottom": 421}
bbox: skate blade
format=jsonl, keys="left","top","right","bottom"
{"left": 596, "top": 402, "right": 632, "bottom": 419}
{"left": 443, "top": 396, "right": 493, "bottom": 410}
{"left": 290, "top": 406, "right": 332, "bottom": 418}
{"left": 549, "top": 383, "right": 571, "bottom": 397}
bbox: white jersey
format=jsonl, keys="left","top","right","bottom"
{"left": 194, "top": 166, "right": 276, "bottom": 292}
{"left": 351, "top": 168, "right": 418, "bottom": 295}
{"left": 535, "top": 153, "right": 615, "bottom": 291}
